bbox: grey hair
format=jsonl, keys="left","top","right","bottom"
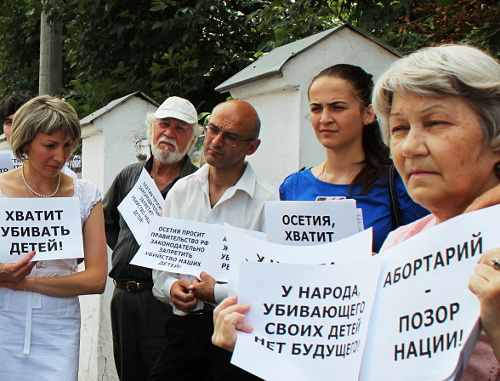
{"left": 145, "top": 112, "right": 201, "bottom": 151}
{"left": 373, "top": 44, "right": 500, "bottom": 153}
{"left": 146, "top": 112, "right": 156, "bottom": 143}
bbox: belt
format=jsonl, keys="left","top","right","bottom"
{"left": 114, "top": 280, "right": 153, "bottom": 293}
{"left": 188, "top": 303, "right": 215, "bottom": 316}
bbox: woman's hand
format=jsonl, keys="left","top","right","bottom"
{"left": 0, "top": 251, "right": 36, "bottom": 282}
{"left": 0, "top": 277, "right": 29, "bottom": 291}
{"left": 468, "top": 248, "right": 500, "bottom": 361}
{"left": 212, "top": 295, "right": 253, "bottom": 352}
{"left": 20, "top": 202, "right": 107, "bottom": 297}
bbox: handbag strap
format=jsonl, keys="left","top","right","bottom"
{"left": 388, "top": 164, "right": 403, "bottom": 229}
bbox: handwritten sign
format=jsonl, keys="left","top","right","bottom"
{"left": 265, "top": 200, "right": 361, "bottom": 246}
{"left": 118, "top": 168, "right": 164, "bottom": 243}
{"left": 0, "top": 197, "right": 83, "bottom": 262}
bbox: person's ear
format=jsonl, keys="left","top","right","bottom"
{"left": 245, "top": 139, "right": 261, "bottom": 156}
{"left": 363, "top": 105, "right": 376, "bottom": 125}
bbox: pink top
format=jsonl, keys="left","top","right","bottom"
{"left": 382, "top": 215, "right": 500, "bottom": 381}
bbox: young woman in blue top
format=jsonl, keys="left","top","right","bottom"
{"left": 279, "top": 64, "right": 428, "bottom": 252}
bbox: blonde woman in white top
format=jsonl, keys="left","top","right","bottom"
{"left": 0, "top": 95, "right": 107, "bottom": 380}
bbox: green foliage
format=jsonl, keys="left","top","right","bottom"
{"left": 394, "top": 0, "right": 500, "bottom": 56}
{"left": 145, "top": 0, "right": 249, "bottom": 112}
{"left": 59, "top": 0, "right": 344, "bottom": 116}
{"left": 340, "top": 0, "right": 499, "bottom": 56}
{"left": 244, "top": 0, "right": 344, "bottom": 52}
{"left": 61, "top": 0, "right": 165, "bottom": 115}
{"left": 0, "top": 0, "right": 41, "bottom": 98}
{"left": 60, "top": 0, "right": 266, "bottom": 115}
{"left": 0, "top": 0, "right": 497, "bottom": 121}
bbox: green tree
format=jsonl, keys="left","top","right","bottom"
{"left": 60, "top": 0, "right": 341, "bottom": 115}
{"left": 0, "top": 0, "right": 497, "bottom": 123}
{"left": 393, "top": 0, "right": 499, "bottom": 55}
{"left": 339, "top": 0, "right": 499, "bottom": 55}
{"left": 243, "top": 0, "right": 343, "bottom": 53}
{"left": 61, "top": 0, "right": 267, "bottom": 114}
{"left": 0, "top": 0, "right": 41, "bottom": 96}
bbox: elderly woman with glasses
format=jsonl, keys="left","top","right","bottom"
{"left": 212, "top": 44, "right": 500, "bottom": 380}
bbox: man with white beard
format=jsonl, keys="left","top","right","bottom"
{"left": 103, "top": 96, "right": 199, "bottom": 381}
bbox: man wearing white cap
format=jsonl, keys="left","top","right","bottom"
{"left": 103, "top": 96, "right": 200, "bottom": 381}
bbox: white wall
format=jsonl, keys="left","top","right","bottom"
{"left": 82, "top": 133, "right": 105, "bottom": 188}
{"left": 78, "top": 131, "right": 116, "bottom": 381}
{"left": 79, "top": 96, "right": 157, "bottom": 380}
{"left": 239, "top": 87, "right": 301, "bottom": 190}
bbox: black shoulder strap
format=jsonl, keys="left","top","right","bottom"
{"left": 388, "top": 164, "right": 403, "bottom": 229}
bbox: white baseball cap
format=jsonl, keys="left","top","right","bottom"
{"left": 154, "top": 96, "right": 197, "bottom": 124}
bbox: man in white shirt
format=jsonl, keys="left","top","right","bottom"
{"left": 150, "top": 100, "right": 277, "bottom": 380}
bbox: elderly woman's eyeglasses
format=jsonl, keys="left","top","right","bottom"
{"left": 203, "top": 123, "right": 256, "bottom": 147}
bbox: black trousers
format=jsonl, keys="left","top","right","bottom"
{"left": 148, "top": 312, "right": 261, "bottom": 381}
{"left": 111, "top": 287, "right": 173, "bottom": 381}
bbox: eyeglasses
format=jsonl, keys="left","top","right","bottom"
{"left": 203, "top": 123, "right": 256, "bottom": 147}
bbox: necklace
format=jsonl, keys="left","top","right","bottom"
{"left": 317, "top": 162, "right": 327, "bottom": 180}
{"left": 317, "top": 161, "right": 363, "bottom": 184}
{"left": 21, "top": 163, "right": 61, "bottom": 198}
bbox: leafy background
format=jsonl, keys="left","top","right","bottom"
{"left": 0, "top": 0, "right": 498, "bottom": 124}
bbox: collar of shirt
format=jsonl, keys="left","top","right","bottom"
{"left": 195, "top": 162, "right": 257, "bottom": 203}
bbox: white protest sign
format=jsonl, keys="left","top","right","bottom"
{"left": 204, "top": 228, "right": 267, "bottom": 281}
{"left": 226, "top": 225, "right": 373, "bottom": 295}
{"left": 360, "top": 205, "right": 500, "bottom": 381}
{"left": 9, "top": 151, "right": 22, "bottom": 169}
{"left": 232, "top": 258, "right": 382, "bottom": 381}
{"left": 0, "top": 197, "right": 83, "bottom": 262}
{"left": 130, "top": 216, "right": 228, "bottom": 280}
{"left": 0, "top": 150, "right": 13, "bottom": 173}
{"left": 265, "top": 200, "right": 361, "bottom": 246}
{"left": 118, "top": 168, "right": 164, "bottom": 243}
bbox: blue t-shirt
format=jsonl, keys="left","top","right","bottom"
{"left": 279, "top": 168, "right": 429, "bottom": 252}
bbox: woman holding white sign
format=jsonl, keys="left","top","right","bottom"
{"left": 213, "top": 45, "right": 500, "bottom": 379}
{"left": 373, "top": 43, "right": 500, "bottom": 380}
{"left": 0, "top": 95, "right": 107, "bottom": 380}
{"left": 279, "top": 64, "right": 429, "bottom": 252}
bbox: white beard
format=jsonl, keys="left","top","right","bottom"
{"left": 151, "top": 138, "right": 189, "bottom": 164}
